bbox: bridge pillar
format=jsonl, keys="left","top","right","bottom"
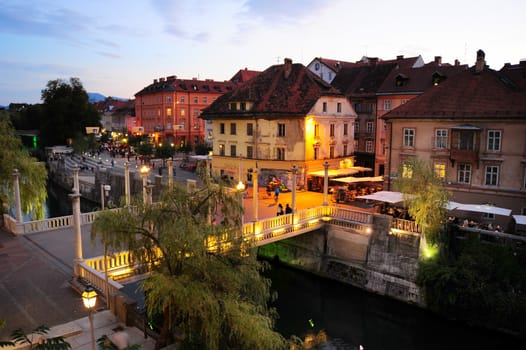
{"left": 252, "top": 168, "right": 258, "bottom": 221}
{"left": 70, "top": 191, "right": 83, "bottom": 277}
{"left": 323, "top": 161, "right": 330, "bottom": 206}
{"left": 12, "top": 169, "right": 23, "bottom": 223}
{"left": 124, "top": 162, "right": 131, "bottom": 207}
{"left": 166, "top": 159, "right": 173, "bottom": 189}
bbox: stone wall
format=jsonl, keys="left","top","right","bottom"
{"left": 258, "top": 213, "right": 425, "bottom": 307}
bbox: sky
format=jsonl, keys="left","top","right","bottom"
{"left": 1, "top": 0, "right": 525, "bottom": 106}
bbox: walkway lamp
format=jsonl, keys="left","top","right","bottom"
{"left": 140, "top": 165, "right": 150, "bottom": 205}
{"left": 101, "top": 184, "right": 111, "bottom": 210}
{"left": 236, "top": 181, "right": 246, "bottom": 225}
{"left": 291, "top": 164, "right": 298, "bottom": 214}
{"left": 323, "top": 161, "right": 330, "bottom": 206}
{"left": 82, "top": 284, "right": 98, "bottom": 350}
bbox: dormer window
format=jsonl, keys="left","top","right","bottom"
{"left": 432, "top": 72, "right": 446, "bottom": 86}
{"left": 229, "top": 102, "right": 236, "bottom": 110}
{"left": 395, "top": 74, "right": 409, "bottom": 87}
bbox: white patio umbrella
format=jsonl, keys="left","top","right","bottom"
{"left": 356, "top": 191, "right": 407, "bottom": 204}
{"left": 452, "top": 203, "right": 511, "bottom": 216}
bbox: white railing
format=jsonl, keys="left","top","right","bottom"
{"left": 77, "top": 261, "right": 124, "bottom": 296}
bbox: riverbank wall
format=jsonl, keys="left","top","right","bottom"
{"left": 258, "top": 213, "right": 424, "bottom": 306}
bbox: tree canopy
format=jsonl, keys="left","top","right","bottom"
{"left": 393, "top": 158, "right": 450, "bottom": 251}
{"left": 39, "top": 78, "right": 100, "bottom": 148}
{"left": 0, "top": 117, "right": 47, "bottom": 220}
{"left": 91, "top": 173, "right": 287, "bottom": 350}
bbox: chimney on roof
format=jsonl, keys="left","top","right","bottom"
{"left": 153, "top": 79, "right": 158, "bottom": 83}
{"left": 284, "top": 58, "right": 293, "bottom": 79}
{"left": 434, "top": 56, "right": 442, "bottom": 65}
{"left": 454, "top": 59, "right": 460, "bottom": 66}
{"left": 475, "top": 49, "right": 486, "bottom": 73}
{"left": 397, "top": 55, "right": 404, "bottom": 60}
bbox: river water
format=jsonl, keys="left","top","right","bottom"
{"left": 45, "top": 182, "right": 523, "bottom": 349}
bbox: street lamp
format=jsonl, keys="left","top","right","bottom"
{"left": 140, "top": 165, "right": 150, "bottom": 205}
{"left": 291, "top": 164, "right": 298, "bottom": 213}
{"left": 82, "top": 284, "right": 98, "bottom": 350}
{"left": 100, "top": 184, "right": 111, "bottom": 210}
{"left": 323, "top": 161, "right": 330, "bottom": 206}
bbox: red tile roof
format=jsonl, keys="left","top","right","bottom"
{"left": 135, "top": 77, "right": 238, "bottom": 96}
{"left": 382, "top": 65, "right": 526, "bottom": 120}
{"left": 230, "top": 68, "right": 261, "bottom": 83}
{"left": 201, "top": 59, "right": 342, "bottom": 118}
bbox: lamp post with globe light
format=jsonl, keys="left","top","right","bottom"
{"left": 140, "top": 165, "right": 150, "bottom": 205}
{"left": 82, "top": 284, "right": 98, "bottom": 350}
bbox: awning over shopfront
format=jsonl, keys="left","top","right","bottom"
{"left": 332, "top": 176, "right": 383, "bottom": 184}
{"left": 308, "top": 167, "right": 372, "bottom": 178}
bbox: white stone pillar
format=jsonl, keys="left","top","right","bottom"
{"left": 167, "top": 159, "right": 173, "bottom": 189}
{"left": 72, "top": 166, "right": 80, "bottom": 194}
{"left": 252, "top": 168, "right": 258, "bottom": 221}
{"left": 12, "top": 169, "right": 23, "bottom": 223}
{"left": 323, "top": 161, "right": 329, "bottom": 206}
{"left": 124, "top": 162, "right": 131, "bottom": 207}
{"left": 71, "top": 191, "right": 83, "bottom": 277}
{"left": 291, "top": 164, "right": 297, "bottom": 213}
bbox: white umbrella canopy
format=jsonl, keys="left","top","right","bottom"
{"left": 356, "top": 191, "right": 407, "bottom": 204}
{"left": 513, "top": 215, "right": 526, "bottom": 225}
{"left": 452, "top": 203, "right": 512, "bottom": 216}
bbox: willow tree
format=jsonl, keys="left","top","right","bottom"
{"left": 91, "top": 170, "right": 287, "bottom": 350}
{"left": 0, "top": 118, "right": 47, "bottom": 220}
{"left": 393, "top": 158, "right": 450, "bottom": 258}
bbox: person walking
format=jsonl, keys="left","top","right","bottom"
{"left": 277, "top": 203, "right": 284, "bottom": 216}
{"left": 274, "top": 186, "right": 280, "bottom": 204}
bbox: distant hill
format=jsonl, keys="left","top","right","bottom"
{"left": 88, "top": 92, "right": 128, "bottom": 103}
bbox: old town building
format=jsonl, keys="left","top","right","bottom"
{"left": 134, "top": 69, "right": 258, "bottom": 146}
{"left": 200, "top": 58, "right": 358, "bottom": 190}
{"left": 383, "top": 50, "right": 526, "bottom": 217}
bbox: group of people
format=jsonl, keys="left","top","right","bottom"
{"left": 277, "top": 203, "right": 292, "bottom": 216}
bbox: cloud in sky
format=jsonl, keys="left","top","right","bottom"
{"left": 0, "top": 0, "right": 525, "bottom": 105}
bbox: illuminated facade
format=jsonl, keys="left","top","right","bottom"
{"left": 200, "top": 58, "right": 357, "bottom": 189}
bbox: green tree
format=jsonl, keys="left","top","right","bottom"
{"left": 0, "top": 118, "right": 47, "bottom": 220}
{"left": 135, "top": 140, "right": 154, "bottom": 162}
{"left": 194, "top": 142, "right": 212, "bottom": 155}
{"left": 91, "top": 175, "right": 287, "bottom": 350}
{"left": 154, "top": 142, "right": 174, "bottom": 160}
{"left": 0, "top": 325, "right": 71, "bottom": 349}
{"left": 40, "top": 78, "right": 100, "bottom": 148}
{"left": 393, "top": 158, "right": 450, "bottom": 256}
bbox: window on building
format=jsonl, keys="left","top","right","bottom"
{"left": 313, "top": 146, "right": 319, "bottom": 160}
{"left": 457, "top": 163, "right": 472, "bottom": 184}
{"left": 219, "top": 144, "right": 225, "bottom": 156}
{"left": 314, "top": 124, "right": 319, "bottom": 137}
{"left": 230, "top": 123, "right": 236, "bottom": 135}
{"left": 219, "top": 123, "right": 225, "bottom": 134}
{"left": 485, "top": 165, "right": 499, "bottom": 186}
{"left": 366, "top": 121, "right": 374, "bottom": 134}
{"left": 247, "top": 123, "right": 253, "bottom": 136}
{"left": 229, "top": 102, "right": 236, "bottom": 110}
{"left": 403, "top": 128, "right": 415, "bottom": 147}
{"left": 193, "top": 96, "right": 198, "bottom": 103}
{"left": 353, "top": 140, "right": 359, "bottom": 150}
{"left": 366, "top": 140, "right": 374, "bottom": 153}
{"left": 343, "top": 123, "right": 348, "bottom": 136}
{"left": 278, "top": 123, "right": 286, "bottom": 137}
{"left": 230, "top": 145, "right": 237, "bottom": 157}
{"left": 240, "top": 102, "right": 246, "bottom": 111}
{"left": 180, "top": 96, "right": 185, "bottom": 103}
{"left": 194, "top": 136, "right": 198, "bottom": 144}
{"left": 181, "top": 109, "right": 185, "bottom": 116}
{"left": 166, "top": 96, "right": 172, "bottom": 103}
{"left": 383, "top": 100, "right": 392, "bottom": 111}
{"left": 354, "top": 122, "right": 359, "bottom": 133}
{"left": 343, "top": 144, "right": 348, "bottom": 156}
{"left": 329, "top": 146, "right": 335, "bottom": 159}
{"left": 337, "top": 102, "right": 342, "bottom": 113}
{"left": 276, "top": 147, "right": 285, "bottom": 160}
{"left": 247, "top": 146, "right": 253, "bottom": 159}
{"left": 193, "top": 108, "right": 199, "bottom": 116}
{"left": 487, "top": 130, "right": 502, "bottom": 152}
{"left": 402, "top": 162, "right": 413, "bottom": 178}
{"left": 203, "top": 97, "right": 207, "bottom": 104}
{"left": 322, "top": 102, "right": 327, "bottom": 112}
{"left": 166, "top": 108, "right": 172, "bottom": 116}
{"left": 330, "top": 124, "right": 335, "bottom": 137}
{"left": 434, "top": 162, "right": 446, "bottom": 179}
{"left": 435, "top": 129, "right": 448, "bottom": 149}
